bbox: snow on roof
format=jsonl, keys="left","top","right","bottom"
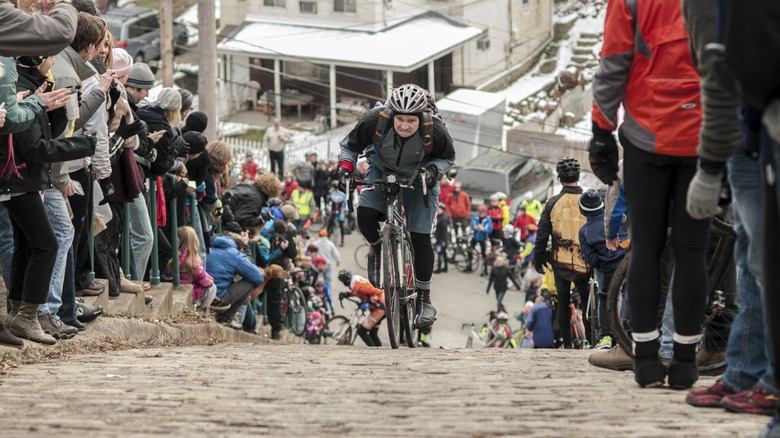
{"left": 437, "top": 89, "right": 506, "bottom": 116}
{"left": 217, "top": 13, "right": 484, "bottom": 73}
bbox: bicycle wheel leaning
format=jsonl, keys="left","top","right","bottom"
{"left": 383, "top": 227, "right": 402, "bottom": 349}
{"left": 401, "top": 234, "right": 418, "bottom": 348}
{"left": 285, "top": 287, "right": 309, "bottom": 337}
{"left": 319, "top": 315, "right": 352, "bottom": 345}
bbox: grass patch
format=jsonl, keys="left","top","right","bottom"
{"left": 240, "top": 129, "right": 266, "bottom": 143}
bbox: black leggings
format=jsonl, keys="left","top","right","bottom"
{"left": 553, "top": 275, "right": 590, "bottom": 347}
{"left": 357, "top": 206, "right": 434, "bottom": 282}
{"left": 623, "top": 139, "right": 711, "bottom": 337}
{"left": 3, "top": 192, "right": 58, "bottom": 304}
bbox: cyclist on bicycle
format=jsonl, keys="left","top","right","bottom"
{"left": 338, "top": 269, "right": 387, "bottom": 347}
{"left": 337, "top": 84, "right": 456, "bottom": 329}
{"left": 532, "top": 157, "right": 590, "bottom": 349}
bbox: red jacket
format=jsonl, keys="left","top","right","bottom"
{"left": 439, "top": 183, "right": 454, "bottom": 206}
{"left": 592, "top": 0, "right": 701, "bottom": 157}
{"left": 513, "top": 213, "right": 537, "bottom": 240}
{"left": 446, "top": 190, "right": 471, "bottom": 219}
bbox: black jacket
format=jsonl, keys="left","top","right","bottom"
{"left": 226, "top": 182, "right": 267, "bottom": 230}
{"left": 486, "top": 264, "right": 521, "bottom": 293}
{"left": 136, "top": 105, "right": 185, "bottom": 176}
{"left": 533, "top": 185, "right": 589, "bottom": 282}
{"left": 0, "top": 68, "right": 94, "bottom": 194}
{"left": 270, "top": 223, "right": 299, "bottom": 268}
{"left": 434, "top": 213, "right": 450, "bottom": 246}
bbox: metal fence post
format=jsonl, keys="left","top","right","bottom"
{"left": 122, "top": 203, "right": 131, "bottom": 279}
{"left": 170, "top": 175, "right": 180, "bottom": 287}
{"left": 149, "top": 176, "right": 160, "bottom": 286}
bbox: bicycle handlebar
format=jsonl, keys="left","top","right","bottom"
{"left": 349, "top": 173, "right": 430, "bottom": 212}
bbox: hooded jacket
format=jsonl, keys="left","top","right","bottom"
{"left": 578, "top": 208, "right": 627, "bottom": 277}
{"left": 136, "top": 105, "right": 184, "bottom": 176}
{"left": 206, "top": 235, "right": 264, "bottom": 298}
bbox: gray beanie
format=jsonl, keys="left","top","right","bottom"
{"left": 155, "top": 88, "right": 182, "bottom": 111}
{"left": 125, "top": 63, "right": 155, "bottom": 89}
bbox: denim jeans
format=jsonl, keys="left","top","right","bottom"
{"left": 127, "top": 193, "right": 153, "bottom": 281}
{"left": 40, "top": 189, "right": 74, "bottom": 316}
{"left": 0, "top": 204, "right": 13, "bottom": 293}
{"left": 720, "top": 152, "right": 777, "bottom": 394}
{"left": 660, "top": 284, "right": 675, "bottom": 359}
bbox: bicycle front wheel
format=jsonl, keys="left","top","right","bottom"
{"left": 383, "top": 227, "right": 402, "bottom": 349}
{"left": 319, "top": 315, "right": 351, "bottom": 345}
{"left": 607, "top": 253, "right": 633, "bottom": 357}
{"left": 287, "top": 287, "right": 309, "bottom": 337}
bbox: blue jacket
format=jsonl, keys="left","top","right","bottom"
{"left": 579, "top": 209, "right": 627, "bottom": 277}
{"left": 206, "top": 236, "right": 264, "bottom": 298}
{"left": 471, "top": 214, "right": 492, "bottom": 242}
{"left": 526, "top": 302, "right": 554, "bottom": 348}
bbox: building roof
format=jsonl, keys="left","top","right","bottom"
{"left": 217, "top": 12, "right": 485, "bottom": 73}
{"left": 437, "top": 89, "right": 506, "bottom": 116}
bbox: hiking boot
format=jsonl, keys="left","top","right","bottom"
{"left": 49, "top": 314, "right": 78, "bottom": 338}
{"left": 0, "top": 318, "right": 23, "bottom": 347}
{"left": 227, "top": 312, "right": 242, "bottom": 330}
{"left": 38, "top": 313, "right": 72, "bottom": 340}
{"left": 721, "top": 385, "right": 779, "bottom": 415}
{"left": 77, "top": 280, "right": 104, "bottom": 296}
{"left": 5, "top": 299, "right": 21, "bottom": 328}
{"left": 595, "top": 335, "right": 613, "bottom": 350}
{"left": 686, "top": 379, "right": 737, "bottom": 408}
{"left": 8, "top": 302, "right": 56, "bottom": 345}
{"left": 120, "top": 277, "right": 143, "bottom": 294}
{"left": 62, "top": 319, "right": 86, "bottom": 331}
{"left": 760, "top": 417, "right": 780, "bottom": 438}
{"left": 76, "top": 302, "right": 103, "bottom": 322}
{"left": 697, "top": 349, "right": 727, "bottom": 376}
{"left": 588, "top": 345, "right": 633, "bottom": 371}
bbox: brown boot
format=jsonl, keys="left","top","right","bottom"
{"left": 0, "top": 315, "right": 23, "bottom": 347}
{"left": 5, "top": 299, "right": 21, "bottom": 328}
{"left": 588, "top": 345, "right": 634, "bottom": 371}
{"left": 8, "top": 302, "right": 56, "bottom": 345}
{"left": 697, "top": 349, "right": 727, "bottom": 376}
{"left": 38, "top": 313, "right": 76, "bottom": 340}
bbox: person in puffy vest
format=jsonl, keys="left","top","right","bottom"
{"left": 336, "top": 84, "right": 455, "bottom": 330}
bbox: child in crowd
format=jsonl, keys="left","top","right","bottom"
{"left": 166, "top": 226, "right": 216, "bottom": 310}
{"left": 485, "top": 255, "right": 521, "bottom": 313}
{"left": 305, "top": 296, "right": 327, "bottom": 344}
{"left": 527, "top": 293, "right": 554, "bottom": 348}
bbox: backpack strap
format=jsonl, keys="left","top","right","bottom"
{"left": 373, "top": 108, "right": 393, "bottom": 146}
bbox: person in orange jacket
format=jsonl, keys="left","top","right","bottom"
{"left": 338, "top": 269, "right": 385, "bottom": 347}
{"left": 445, "top": 181, "right": 471, "bottom": 236}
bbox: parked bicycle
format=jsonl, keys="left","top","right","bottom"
{"left": 281, "top": 270, "right": 309, "bottom": 337}
{"left": 462, "top": 312, "right": 518, "bottom": 349}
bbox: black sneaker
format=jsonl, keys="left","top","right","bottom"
{"left": 62, "top": 319, "right": 86, "bottom": 331}
{"left": 76, "top": 303, "right": 103, "bottom": 322}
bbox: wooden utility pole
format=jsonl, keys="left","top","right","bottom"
{"left": 198, "top": 0, "right": 218, "bottom": 141}
{"left": 160, "top": 0, "right": 174, "bottom": 87}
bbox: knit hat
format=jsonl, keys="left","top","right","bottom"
{"left": 182, "top": 131, "right": 208, "bottom": 155}
{"left": 178, "top": 89, "right": 193, "bottom": 112}
{"left": 182, "top": 111, "right": 208, "bottom": 133}
{"left": 16, "top": 56, "right": 46, "bottom": 68}
{"left": 155, "top": 88, "right": 182, "bottom": 111}
{"left": 579, "top": 189, "right": 604, "bottom": 213}
{"left": 112, "top": 48, "right": 133, "bottom": 77}
{"left": 125, "top": 62, "right": 155, "bottom": 89}
{"left": 280, "top": 204, "right": 299, "bottom": 220}
{"left": 319, "top": 229, "right": 328, "bottom": 237}
{"left": 312, "top": 257, "right": 327, "bottom": 266}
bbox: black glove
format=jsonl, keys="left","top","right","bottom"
{"left": 116, "top": 119, "right": 143, "bottom": 140}
{"left": 588, "top": 122, "right": 619, "bottom": 185}
{"left": 108, "top": 85, "right": 122, "bottom": 105}
{"left": 337, "top": 167, "right": 352, "bottom": 193}
{"left": 98, "top": 177, "right": 114, "bottom": 205}
{"left": 339, "top": 291, "right": 350, "bottom": 300}
{"left": 421, "top": 166, "right": 437, "bottom": 190}
{"left": 534, "top": 261, "right": 545, "bottom": 275}
{"left": 136, "top": 119, "right": 149, "bottom": 139}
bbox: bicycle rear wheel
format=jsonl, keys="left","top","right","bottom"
{"left": 383, "top": 227, "right": 402, "bottom": 349}
{"left": 319, "top": 315, "right": 351, "bottom": 345}
{"left": 286, "top": 287, "right": 309, "bottom": 337}
{"left": 570, "top": 304, "right": 587, "bottom": 349}
{"left": 401, "top": 236, "right": 418, "bottom": 348}
{"left": 354, "top": 242, "right": 369, "bottom": 271}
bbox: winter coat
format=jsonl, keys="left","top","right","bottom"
{"left": 66, "top": 62, "right": 110, "bottom": 180}
{"left": 592, "top": 0, "right": 701, "bottom": 156}
{"left": 526, "top": 302, "right": 554, "bottom": 348}
{"left": 579, "top": 209, "right": 627, "bottom": 277}
{"left": 226, "top": 182, "right": 267, "bottom": 230}
{"left": 269, "top": 223, "right": 298, "bottom": 268}
{"left": 164, "top": 245, "right": 213, "bottom": 301}
{"left": 136, "top": 105, "right": 186, "bottom": 176}
{"left": 0, "top": 1, "right": 76, "bottom": 57}
{"left": 533, "top": 185, "right": 588, "bottom": 282}
{"left": 486, "top": 264, "right": 520, "bottom": 293}
{"left": 0, "top": 62, "right": 94, "bottom": 194}
{"left": 471, "top": 214, "right": 492, "bottom": 242}
{"left": 206, "top": 235, "right": 264, "bottom": 298}
{"left": 434, "top": 213, "right": 450, "bottom": 247}
{"left": 445, "top": 190, "right": 471, "bottom": 219}
{"left": 513, "top": 213, "right": 537, "bottom": 240}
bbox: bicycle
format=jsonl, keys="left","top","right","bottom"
{"left": 318, "top": 296, "right": 368, "bottom": 345}
{"left": 354, "top": 241, "right": 369, "bottom": 271}
{"left": 349, "top": 172, "right": 427, "bottom": 349}
{"left": 607, "top": 214, "right": 735, "bottom": 358}
{"left": 462, "top": 317, "right": 518, "bottom": 349}
{"left": 281, "top": 272, "right": 309, "bottom": 337}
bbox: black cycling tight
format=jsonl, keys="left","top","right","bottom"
{"left": 356, "top": 206, "right": 434, "bottom": 283}
{"left": 623, "top": 139, "right": 711, "bottom": 337}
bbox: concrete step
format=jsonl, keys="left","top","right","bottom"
{"left": 106, "top": 287, "right": 146, "bottom": 316}
{"left": 572, "top": 47, "right": 594, "bottom": 56}
{"left": 571, "top": 55, "right": 594, "bottom": 65}
{"left": 140, "top": 282, "right": 177, "bottom": 319}
{"left": 80, "top": 278, "right": 109, "bottom": 309}
{"left": 171, "top": 284, "right": 194, "bottom": 315}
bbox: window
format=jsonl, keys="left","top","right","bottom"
{"left": 477, "top": 37, "right": 490, "bottom": 51}
{"left": 300, "top": 1, "right": 317, "bottom": 12}
{"left": 264, "top": 0, "right": 286, "bottom": 7}
{"left": 129, "top": 14, "right": 158, "bottom": 38}
{"left": 334, "top": 0, "right": 356, "bottom": 12}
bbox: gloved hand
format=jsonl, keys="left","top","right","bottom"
{"left": 588, "top": 123, "right": 619, "bottom": 185}
{"left": 339, "top": 291, "right": 350, "bottom": 300}
{"left": 686, "top": 165, "right": 724, "bottom": 219}
{"left": 337, "top": 162, "right": 353, "bottom": 193}
{"left": 98, "top": 177, "right": 114, "bottom": 205}
{"left": 116, "top": 119, "right": 143, "bottom": 139}
{"left": 534, "top": 261, "right": 545, "bottom": 275}
{"left": 485, "top": 289, "right": 490, "bottom": 295}
{"left": 421, "top": 166, "right": 437, "bottom": 190}
{"left": 359, "top": 302, "right": 370, "bottom": 311}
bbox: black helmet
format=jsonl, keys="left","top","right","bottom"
{"left": 338, "top": 269, "right": 352, "bottom": 286}
{"left": 388, "top": 84, "right": 429, "bottom": 114}
{"left": 268, "top": 197, "right": 282, "bottom": 208}
{"left": 556, "top": 157, "right": 580, "bottom": 183}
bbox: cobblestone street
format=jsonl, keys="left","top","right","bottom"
{"left": 0, "top": 344, "right": 767, "bottom": 437}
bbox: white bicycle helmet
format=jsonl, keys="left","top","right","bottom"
{"left": 495, "top": 192, "right": 508, "bottom": 201}
{"left": 388, "top": 84, "right": 429, "bottom": 114}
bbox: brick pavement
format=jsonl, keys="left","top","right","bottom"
{"left": 0, "top": 344, "right": 767, "bottom": 437}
